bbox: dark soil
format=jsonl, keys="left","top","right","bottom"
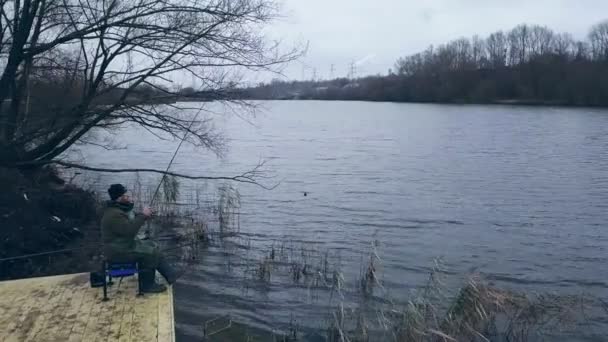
{"left": 0, "top": 167, "right": 101, "bottom": 280}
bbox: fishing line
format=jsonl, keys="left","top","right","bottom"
{"left": 149, "top": 107, "right": 205, "bottom": 207}
{"left": 145, "top": 107, "right": 204, "bottom": 237}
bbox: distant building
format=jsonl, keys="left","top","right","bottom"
{"left": 343, "top": 82, "right": 360, "bottom": 89}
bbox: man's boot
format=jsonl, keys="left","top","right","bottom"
{"left": 157, "top": 258, "right": 181, "bottom": 285}
{"left": 139, "top": 269, "right": 167, "bottom": 293}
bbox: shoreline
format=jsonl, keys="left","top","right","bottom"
{"left": 236, "top": 97, "right": 608, "bottom": 109}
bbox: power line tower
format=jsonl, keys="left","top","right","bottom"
{"left": 348, "top": 61, "right": 356, "bottom": 79}
{"left": 330, "top": 64, "right": 335, "bottom": 79}
{"left": 312, "top": 68, "right": 317, "bottom": 82}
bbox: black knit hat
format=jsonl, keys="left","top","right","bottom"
{"left": 108, "top": 184, "right": 127, "bottom": 201}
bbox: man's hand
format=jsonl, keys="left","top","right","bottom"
{"left": 142, "top": 206, "right": 154, "bottom": 218}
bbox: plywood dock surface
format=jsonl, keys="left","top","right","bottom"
{"left": 0, "top": 273, "right": 174, "bottom": 342}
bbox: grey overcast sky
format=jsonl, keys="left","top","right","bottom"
{"left": 258, "top": 0, "right": 608, "bottom": 82}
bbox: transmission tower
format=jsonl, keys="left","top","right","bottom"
{"left": 348, "top": 61, "right": 356, "bottom": 79}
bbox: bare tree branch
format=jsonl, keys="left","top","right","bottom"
{"left": 38, "top": 160, "right": 279, "bottom": 190}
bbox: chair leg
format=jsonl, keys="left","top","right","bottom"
{"left": 136, "top": 262, "right": 143, "bottom": 296}
{"left": 103, "top": 274, "right": 109, "bottom": 301}
{"left": 102, "top": 261, "right": 109, "bottom": 301}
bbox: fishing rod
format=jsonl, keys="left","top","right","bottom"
{"left": 144, "top": 108, "right": 204, "bottom": 237}
{"left": 149, "top": 107, "right": 204, "bottom": 207}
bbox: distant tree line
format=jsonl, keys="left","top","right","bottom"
{"left": 242, "top": 21, "right": 608, "bottom": 106}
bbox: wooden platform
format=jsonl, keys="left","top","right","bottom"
{"left": 0, "top": 273, "right": 175, "bottom": 342}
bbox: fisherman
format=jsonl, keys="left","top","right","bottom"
{"left": 101, "top": 183, "right": 179, "bottom": 293}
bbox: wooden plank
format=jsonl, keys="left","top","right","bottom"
{"left": 128, "top": 276, "right": 161, "bottom": 342}
{"left": 0, "top": 276, "right": 29, "bottom": 308}
{"left": 104, "top": 277, "right": 137, "bottom": 341}
{"left": 22, "top": 280, "right": 69, "bottom": 342}
{"left": 157, "top": 286, "right": 175, "bottom": 342}
{"left": 79, "top": 284, "right": 112, "bottom": 342}
{"left": 0, "top": 275, "right": 39, "bottom": 320}
{"left": 117, "top": 278, "right": 139, "bottom": 342}
{"left": 89, "top": 280, "right": 123, "bottom": 342}
{"left": 0, "top": 279, "right": 50, "bottom": 341}
{"left": 107, "top": 277, "right": 138, "bottom": 342}
{"left": 67, "top": 281, "right": 104, "bottom": 342}
{"left": 45, "top": 274, "right": 94, "bottom": 341}
{"left": 129, "top": 294, "right": 160, "bottom": 341}
{"left": 0, "top": 282, "right": 33, "bottom": 335}
{"left": 31, "top": 280, "right": 76, "bottom": 342}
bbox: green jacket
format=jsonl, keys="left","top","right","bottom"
{"left": 100, "top": 201, "right": 146, "bottom": 259}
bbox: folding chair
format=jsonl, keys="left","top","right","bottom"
{"left": 102, "top": 261, "right": 143, "bottom": 301}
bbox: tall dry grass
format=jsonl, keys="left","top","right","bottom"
{"left": 218, "top": 183, "right": 241, "bottom": 237}
{"left": 326, "top": 257, "right": 589, "bottom": 342}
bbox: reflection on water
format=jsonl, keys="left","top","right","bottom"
{"left": 77, "top": 101, "right": 608, "bottom": 341}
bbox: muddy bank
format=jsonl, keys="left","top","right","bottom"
{"left": 0, "top": 167, "right": 101, "bottom": 280}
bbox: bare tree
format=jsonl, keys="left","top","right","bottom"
{"left": 574, "top": 41, "right": 591, "bottom": 61}
{"left": 435, "top": 43, "right": 457, "bottom": 72}
{"left": 552, "top": 33, "right": 575, "bottom": 59}
{"left": 485, "top": 31, "right": 507, "bottom": 68}
{"left": 589, "top": 20, "right": 608, "bottom": 61}
{"left": 0, "top": 0, "right": 300, "bottom": 176}
{"left": 528, "top": 25, "right": 555, "bottom": 58}
{"left": 508, "top": 24, "right": 531, "bottom": 65}
{"left": 470, "top": 35, "right": 486, "bottom": 68}
{"left": 452, "top": 38, "right": 473, "bottom": 70}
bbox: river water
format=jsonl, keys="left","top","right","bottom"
{"left": 78, "top": 101, "right": 608, "bottom": 341}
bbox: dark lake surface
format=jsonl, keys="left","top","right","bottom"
{"left": 78, "top": 101, "right": 608, "bottom": 340}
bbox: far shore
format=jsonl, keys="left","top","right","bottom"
{"left": 232, "top": 97, "right": 608, "bottom": 109}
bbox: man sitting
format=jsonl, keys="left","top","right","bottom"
{"left": 101, "top": 184, "right": 178, "bottom": 293}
